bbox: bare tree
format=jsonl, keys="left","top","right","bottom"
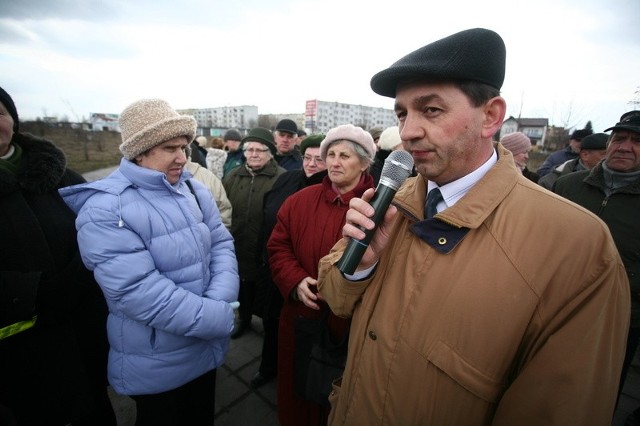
{"left": 62, "top": 98, "right": 80, "bottom": 123}
{"left": 555, "top": 100, "right": 589, "bottom": 131}
{"left": 629, "top": 86, "right": 640, "bottom": 108}
{"left": 258, "top": 115, "right": 279, "bottom": 130}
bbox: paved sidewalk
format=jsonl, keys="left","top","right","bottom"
{"left": 109, "top": 316, "right": 278, "bottom": 426}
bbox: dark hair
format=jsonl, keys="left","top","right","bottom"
{"left": 403, "top": 77, "right": 500, "bottom": 107}
{"left": 455, "top": 80, "right": 501, "bottom": 107}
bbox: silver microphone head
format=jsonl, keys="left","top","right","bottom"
{"left": 379, "top": 150, "right": 414, "bottom": 190}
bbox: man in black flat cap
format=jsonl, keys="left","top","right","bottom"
{"left": 554, "top": 110, "right": 640, "bottom": 425}
{"left": 536, "top": 128, "right": 593, "bottom": 177}
{"left": 317, "top": 28, "right": 628, "bottom": 425}
{"left": 274, "top": 119, "right": 303, "bottom": 170}
{"left": 538, "top": 132, "right": 608, "bottom": 190}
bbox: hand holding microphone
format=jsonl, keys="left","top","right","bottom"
{"left": 337, "top": 150, "right": 414, "bottom": 274}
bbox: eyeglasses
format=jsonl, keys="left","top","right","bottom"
{"left": 303, "top": 155, "right": 324, "bottom": 164}
{"left": 243, "top": 147, "right": 269, "bottom": 154}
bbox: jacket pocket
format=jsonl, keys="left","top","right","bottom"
{"left": 427, "top": 340, "right": 505, "bottom": 403}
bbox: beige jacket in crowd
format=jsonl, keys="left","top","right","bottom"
{"left": 185, "top": 161, "right": 232, "bottom": 229}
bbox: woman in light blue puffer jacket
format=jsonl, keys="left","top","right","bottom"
{"left": 60, "top": 99, "right": 239, "bottom": 425}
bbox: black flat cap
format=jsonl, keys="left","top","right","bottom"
{"left": 604, "top": 110, "right": 640, "bottom": 134}
{"left": 580, "top": 133, "right": 608, "bottom": 150}
{"left": 370, "top": 28, "right": 506, "bottom": 98}
{"left": 275, "top": 119, "right": 298, "bottom": 135}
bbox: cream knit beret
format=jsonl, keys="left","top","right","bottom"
{"left": 320, "top": 124, "right": 376, "bottom": 162}
{"left": 118, "top": 99, "right": 197, "bottom": 160}
{"left": 500, "top": 132, "right": 531, "bottom": 156}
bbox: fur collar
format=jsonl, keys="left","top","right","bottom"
{"left": 0, "top": 132, "right": 67, "bottom": 195}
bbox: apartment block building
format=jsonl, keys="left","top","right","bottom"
{"left": 304, "top": 99, "right": 397, "bottom": 133}
{"left": 177, "top": 105, "right": 259, "bottom": 134}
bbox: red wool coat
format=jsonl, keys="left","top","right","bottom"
{"left": 268, "top": 174, "right": 374, "bottom": 426}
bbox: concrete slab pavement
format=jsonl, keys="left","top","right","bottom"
{"left": 108, "top": 316, "right": 278, "bottom": 426}
{"left": 107, "top": 313, "right": 640, "bottom": 426}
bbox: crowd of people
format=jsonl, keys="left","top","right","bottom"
{"left": 1, "top": 26, "right": 638, "bottom": 426}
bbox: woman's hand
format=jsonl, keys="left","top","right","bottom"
{"left": 295, "top": 276, "right": 325, "bottom": 310}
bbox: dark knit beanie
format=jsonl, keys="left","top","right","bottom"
{"left": 242, "top": 127, "right": 277, "bottom": 156}
{"left": 371, "top": 28, "right": 506, "bottom": 98}
{"left": 300, "top": 134, "right": 325, "bottom": 155}
{"left": 0, "top": 86, "right": 20, "bottom": 132}
{"left": 224, "top": 129, "right": 243, "bottom": 142}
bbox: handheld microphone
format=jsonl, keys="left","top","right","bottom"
{"left": 336, "top": 150, "right": 414, "bottom": 275}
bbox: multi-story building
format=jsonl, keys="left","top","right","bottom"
{"left": 304, "top": 99, "right": 397, "bottom": 133}
{"left": 177, "top": 105, "right": 259, "bottom": 136}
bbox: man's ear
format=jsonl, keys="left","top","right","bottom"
{"left": 481, "top": 96, "right": 507, "bottom": 140}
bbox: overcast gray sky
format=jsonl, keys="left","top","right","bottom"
{"left": 1, "top": 0, "right": 638, "bottom": 132}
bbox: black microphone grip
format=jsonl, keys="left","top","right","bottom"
{"left": 336, "top": 184, "right": 397, "bottom": 275}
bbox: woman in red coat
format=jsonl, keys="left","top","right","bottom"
{"left": 268, "top": 124, "right": 377, "bottom": 426}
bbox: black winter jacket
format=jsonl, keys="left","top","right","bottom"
{"left": 0, "top": 132, "right": 114, "bottom": 425}
{"left": 555, "top": 163, "right": 640, "bottom": 326}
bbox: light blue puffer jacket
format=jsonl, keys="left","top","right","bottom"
{"left": 60, "top": 158, "right": 239, "bottom": 395}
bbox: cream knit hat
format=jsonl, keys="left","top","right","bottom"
{"left": 118, "top": 99, "right": 197, "bottom": 160}
{"left": 320, "top": 124, "right": 376, "bottom": 161}
{"left": 378, "top": 126, "right": 402, "bottom": 151}
{"left": 500, "top": 132, "right": 531, "bottom": 156}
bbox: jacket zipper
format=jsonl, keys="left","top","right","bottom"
{"left": 598, "top": 196, "right": 609, "bottom": 216}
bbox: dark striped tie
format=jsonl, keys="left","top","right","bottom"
{"left": 425, "top": 188, "right": 443, "bottom": 218}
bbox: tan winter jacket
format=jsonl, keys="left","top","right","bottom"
{"left": 185, "top": 161, "right": 232, "bottom": 229}
{"left": 318, "top": 144, "right": 629, "bottom": 426}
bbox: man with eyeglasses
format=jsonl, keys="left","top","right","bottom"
{"left": 555, "top": 110, "right": 640, "bottom": 424}
{"left": 274, "top": 119, "right": 303, "bottom": 171}
{"left": 223, "top": 128, "right": 286, "bottom": 339}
